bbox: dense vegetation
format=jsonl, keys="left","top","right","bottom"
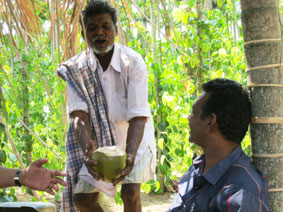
{"left": 0, "top": 0, "right": 272, "bottom": 202}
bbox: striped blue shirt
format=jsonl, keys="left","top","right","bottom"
{"left": 168, "top": 145, "right": 269, "bottom": 212}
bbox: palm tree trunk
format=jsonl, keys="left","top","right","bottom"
{"left": 240, "top": 1, "right": 283, "bottom": 211}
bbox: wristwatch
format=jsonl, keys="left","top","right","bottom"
{"left": 14, "top": 169, "right": 22, "bottom": 187}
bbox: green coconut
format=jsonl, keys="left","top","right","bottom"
{"left": 91, "top": 146, "right": 127, "bottom": 182}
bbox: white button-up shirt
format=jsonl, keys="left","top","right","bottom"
{"left": 66, "top": 43, "right": 156, "bottom": 167}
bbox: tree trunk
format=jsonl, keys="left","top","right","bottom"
{"left": 21, "top": 58, "right": 32, "bottom": 165}
{"left": 240, "top": 1, "right": 283, "bottom": 211}
{"left": 150, "top": 0, "right": 164, "bottom": 193}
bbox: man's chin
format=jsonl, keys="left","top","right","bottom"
{"left": 91, "top": 44, "right": 114, "bottom": 55}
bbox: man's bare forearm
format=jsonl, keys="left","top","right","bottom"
{"left": 0, "top": 167, "right": 18, "bottom": 188}
{"left": 70, "top": 110, "right": 92, "bottom": 153}
{"left": 126, "top": 117, "right": 147, "bottom": 158}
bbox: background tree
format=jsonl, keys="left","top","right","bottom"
{"left": 240, "top": 0, "right": 283, "bottom": 211}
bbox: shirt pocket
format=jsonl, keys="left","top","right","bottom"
{"left": 111, "top": 93, "right": 127, "bottom": 123}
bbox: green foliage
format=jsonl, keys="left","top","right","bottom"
{"left": 0, "top": 188, "right": 17, "bottom": 202}
{"left": 114, "top": 187, "right": 123, "bottom": 205}
{"left": 125, "top": 0, "right": 247, "bottom": 193}
{"left": 0, "top": 31, "right": 66, "bottom": 172}
{"left": 55, "top": 192, "right": 61, "bottom": 203}
{"left": 0, "top": 0, "right": 250, "bottom": 201}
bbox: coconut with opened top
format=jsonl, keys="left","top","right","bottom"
{"left": 91, "top": 146, "right": 127, "bottom": 182}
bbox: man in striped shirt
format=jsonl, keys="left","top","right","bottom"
{"left": 168, "top": 78, "right": 269, "bottom": 212}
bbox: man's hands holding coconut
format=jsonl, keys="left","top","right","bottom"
{"left": 84, "top": 117, "right": 147, "bottom": 185}
{"left": 112, "top": 153, "right": 135, "bottom": 185}
{"left": 84, "top": 141, "right": 134, "bottom": 185}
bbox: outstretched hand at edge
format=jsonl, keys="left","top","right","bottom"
{"left": 20, "top": 158, "right": 67, "bottom": 195}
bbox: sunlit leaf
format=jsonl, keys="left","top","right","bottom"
{"left": 158, "top": 138, "right": 164, "bottom": 150}
{"left": 188, "top": 0, "right": 198, "bottom": 8}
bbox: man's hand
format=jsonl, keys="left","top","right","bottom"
{"left": 112, "top": 154, "right": 135, "bottom": 185}
{"left": 84, "top": 141, "right": 101, "bottom": 180}
{"left": 19, "top": 159, "right": 67, "bottom": 195}
{"left": 171, "top": 179, "right": 179, "bottom": 192}
{"left": 112, "top": 117, "right": 146, "bottom": 186}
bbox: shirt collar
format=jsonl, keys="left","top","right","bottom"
{"left": 194, "top": 145, "right": 243, "bottom": 185}
{"left": 88, "top": 43, "right": 121, "bottom": 73}
{"left": 109, "top": 43, "right": 121, "bottom": 73}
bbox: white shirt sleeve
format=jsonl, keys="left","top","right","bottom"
{"left": 126, "top": 61, "right": 151, "bottom": 121}
{"left": 66, "top": 83, "right": 88, "bottom": 114}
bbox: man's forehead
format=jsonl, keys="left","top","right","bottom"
{"left": 87, "top": 13, "right": 113, "bottom": 25}
{"left": 194, "top": 92, "right": 209, "bottom": 107}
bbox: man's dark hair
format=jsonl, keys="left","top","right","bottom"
{"left": 81, "top": 0, "right": 117, "bottom": 26}
{"left": 201, "top": 78, "right": 251, "bottom": 143}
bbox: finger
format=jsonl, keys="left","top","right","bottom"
{"left": 85, "top": 158, "right": 97, "bottom": 166}
{"left": 32, "top": 158, "right": 48, "bottom": 167}
{"left": 86, "top": 167, "right": 101, "bottom": 180}
{"left": 112, "top": 175, "right": 125, "bottom": 186}
{"left": 51, "top": 177, "right": 67, "bottom": 186}
{"left": 88, "top": 169, "right": 102, "bottom": 180}
{"left": 89, "top": 140, "right": 95, "bottom": 150}
{"left": 120, "top": 165, "right": 133, "bottom": 176}
{"left": 85, "top": 141, "right": 95, "bottom": 158}
{"left": 50, "top": 170, "right": 67, "bottom": 177}
{"left": 112, "top": 165, "right": 133, "bottom": 186}
{"left": 52, "top": 183, "right": 59, "bottom": 192}
{"left": 46, "top": 187, "right": 55, "bottom": 195}
{"left": 126, "top": 154, "right": 135, "bottom": 165}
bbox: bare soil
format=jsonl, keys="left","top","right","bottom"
{"left": 14, "top": 188, "right": 176, "bottom": 212}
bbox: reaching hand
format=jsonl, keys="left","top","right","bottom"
{"left": 84, "top": 141, "right": 101, "bottom": 180}
{"left": 112, "top": 154, "right": 135, "bottom": 186}
{"left": 20, "top": 159, "right": 67, "bottom": 195}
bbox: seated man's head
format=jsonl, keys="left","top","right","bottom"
{"left": 81, "top": 0, "right": 118, "bottom": 54}
{"left": 188, "top": 78, "right": 251, "bottom": 146}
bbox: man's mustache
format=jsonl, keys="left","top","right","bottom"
{"left": 92, "top": 36, "right": 108, "bottom": 42}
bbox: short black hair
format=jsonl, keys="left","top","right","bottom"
{"left": 201, "top": 78, "right": 251, "bottom": 143}
{"left": 81, "top": 0, "right": 117, "bottom": 26}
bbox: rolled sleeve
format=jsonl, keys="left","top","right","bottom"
{"left": 66, "top": 83, "right": 88, "bottom": 114}
{"left": 126, "top": 64, "right": 151, "bottom": 121}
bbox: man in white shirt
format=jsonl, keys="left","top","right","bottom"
{"left": 57, "top": 1, "right": 156, "bottom": 211}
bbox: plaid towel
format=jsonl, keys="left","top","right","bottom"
{"left": 57, "top": 49, "right": 115, "bottom": 211}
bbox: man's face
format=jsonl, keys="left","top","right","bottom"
{"left": 187, "top": 93, "right": 210, "bottom": 146}
{"left": 85, "top": 13, "right": 117, "bottom": 54}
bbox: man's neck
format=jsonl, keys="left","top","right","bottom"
{"left": 95, "top": 47, "right": 114, "bottom": 71}
{"left": 202, "top": 140, "right": 239, "bottom": 174}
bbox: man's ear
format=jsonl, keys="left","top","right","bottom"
{"left": 115, "top": 25, "right": 118, "bottom": 36}
{"left": 206, "top": 113, "right": 217, "bottom": 132}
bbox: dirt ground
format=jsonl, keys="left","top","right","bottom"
{"left": 15, "top": 189, "right": 176, "bottom": 212}
{"left": 100, "top": 191, "right": 175, "bottom": 212}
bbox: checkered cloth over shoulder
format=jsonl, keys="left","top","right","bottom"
{"left": 57, "top": 50, "right": 115, "bottom": 211}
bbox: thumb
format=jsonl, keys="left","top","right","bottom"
{"left": 31, "top": 158, "right": 48, "bottom": 167}
{"left": 126, "top": 154, "right": 135, "bottom": 165}
{"left": 85, "top": 141, "right": 95, "bottom": 157}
